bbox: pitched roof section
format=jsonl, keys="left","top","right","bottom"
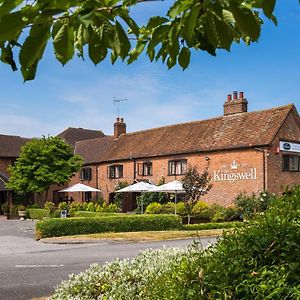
{"left": 0, "top": 134, "right": 30, "bottom": 158}
{"left": 57, "top": 127, "right": 105, "bottom": 147}
{"left": 0, "top": 172, "right": 8, "bottom": 191}
{"left": 75, "top": 104, "right": 295, "bottom": 164}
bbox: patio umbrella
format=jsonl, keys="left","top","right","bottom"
{"left": 152, "top": 180, "right": 185, "bottom": 215}
{"left": 116, "top": 182, "right": 157, "bottom": 213}
{"left": 59, "top": 183, "right": 101, "bottom": 192}
{"left": 58, "top": 183, "right": 101, "bottom": 202}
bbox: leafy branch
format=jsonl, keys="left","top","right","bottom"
{"left": 0, "top": 0, "right": 282, "bottom": 81}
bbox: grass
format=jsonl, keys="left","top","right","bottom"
{"left": 41, "top": 229, "right": 224, "bottom": 243}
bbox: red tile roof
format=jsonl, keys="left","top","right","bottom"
{"left": 57, "top": 127, "right": 105, "bottom": 147}
{"left": 0, "top": 134, "right": 30, "bottom": 158}
{"left": 75, "top": 104, "right": 295, "bottom": 164}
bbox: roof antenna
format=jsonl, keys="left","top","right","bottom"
{"left": 113, "top": 97, "right": 128, "bottom": 118}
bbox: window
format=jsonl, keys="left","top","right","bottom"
{"left": 108, "top": 165, "right": 123, "bottom": 179}
{"left": 138, "top": 162, "right": 153, "bottom": 176}
{"left": 282, "top": 155, "right": 300, "bottom": 171}
{"left": 168, "top": 159, "right": 187, "bottom": 175}
{"left": 80, "top": 167, "right": 92, "bottom": 181}
{"left": 84, "top": 191, "right": 92, "bottom": 202}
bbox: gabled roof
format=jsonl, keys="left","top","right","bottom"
{"left": 75, "top": 104, "right": 296, "bottom": 164}
{"left": 0, "top": 134, "right": 30, "bottom": 158}
{"left": 57, "top": 127, "right": 105, "bottom": 147}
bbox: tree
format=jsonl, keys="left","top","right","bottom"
{"left": 6, "top": 136, "right": 83, "bottom": 204}
{"left": 0, "top": 0, "right": 281, "bottom": 81}
{"left": 181, "top": 165, "right": 212, "bottom": 224}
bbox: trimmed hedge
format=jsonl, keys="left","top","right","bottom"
{"left": 27, "top": 208, "right": 61, "bottom": 220}
{"left": 36, "top": 214, "right": 183, "bottom": 239}
{"left": 72, "top": 211, "right": 124, "bottom": 218}
{"left": 183, "top": 221, "right": 243, "bottom": 231}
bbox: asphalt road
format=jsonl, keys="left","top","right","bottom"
{"left": 0, "top": 219, "right": 216, "bottom": 300}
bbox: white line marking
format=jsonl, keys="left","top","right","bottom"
{"left": 16, "top": 264, "right": 64, "bottom": 268}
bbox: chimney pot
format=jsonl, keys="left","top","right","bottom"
{"left": 227, "top": 94, "right": 232, "bottom": 102}
{"left": 120, "top": 118, "right": 124, "bottom": 123}
{"left": 233, "top": 91, "right": 238, "bottom": 100}
{"left": 116, "top": 117, "right": 120, "bottom": 122}
{"left": 239, "top": 91, "right": 244, "bottom": 99}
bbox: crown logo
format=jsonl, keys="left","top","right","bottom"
{"left": 231, "top": 160, "right": 238, "bottom": 169}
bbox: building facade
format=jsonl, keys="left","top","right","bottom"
{"left": 70, "top": 93, "right": 300, "bottom": 210}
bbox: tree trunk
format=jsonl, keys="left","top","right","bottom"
{"left": 187, "top": 213, "right": 191, "bottom": 225}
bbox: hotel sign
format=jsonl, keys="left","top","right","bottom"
{"left": 279, "top": 141, "right": 300, "bottom": 153}
{"left": 213, "top": 168, "right": 257, "bottom": 183}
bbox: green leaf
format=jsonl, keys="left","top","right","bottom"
{"left": 178, "top": 47, "right": 190, "bottom": 70}
{"left": 52, "top": 21, "right": 74, "bottom": 65}
{"left": 183, "top": 6, "right": 200, "bottom": 47}
{"left": 128, "top": 40, "right": 146, "bottom": 64}
{"left": 0, "top": 0, "right": 23, "bottom": 15}
{"left": 19, "top": 23, "right": 50, "bottom": 68}
{"left": 88, "top": 28, "right": 107, "bottom": 65}
{"left": 147, "top": 25, "right": 169, "bottom": 53}
{"left": 167, "top": 56, "right": 176, "bottom": 69}
{"left": 119, "top": 10, "right": 140, "bottom": 36}
{"left": 147, "top": 16, "right": 169, "bottom": 28}
{"left": 114, "top": 20, "right": 130, "bottom": 60}
{"left": 0, "top": 44, "right": 17, "bottom": 71}
{"left": 0, "top": 11, "right": 26, "bottom": 41}
{"left": 262, "top": 0, "right": 276, "bottom": 18}
{"left": 21, "top": 61, "right": 38, "bottom": 82}
{"left": 231, "top": 5, "right": 260, "bottom": 40}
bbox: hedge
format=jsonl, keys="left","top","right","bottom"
{"left": 36, "top": 214, "right": 183, "bottom": 239}
{"left": 26, "top": 208, "right": 60, "bottom": 220}
{"left": 183, "top": 221, "right": 243, "bottom": 231}
{"left": 72, "top": 211, "right": 124, "bottom": 218}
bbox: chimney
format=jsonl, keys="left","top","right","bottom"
{"left": 223, "top": 91, "right": 248, "bottom": 116}
{"left": 114, "top": 117, "right": 126, "bottom": 138}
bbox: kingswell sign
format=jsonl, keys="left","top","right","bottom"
{"left": 213, "top": 168, "right": 257, "bottom": 183}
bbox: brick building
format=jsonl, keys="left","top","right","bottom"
{"left": 71, "top": 93, "right": 300, "bottom": 210}
{"left": 0, "top": 134, "right": 30, "bottom": 212}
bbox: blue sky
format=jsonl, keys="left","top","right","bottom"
{"left": 0, "top": 0, "right": 299, "bottom": 138}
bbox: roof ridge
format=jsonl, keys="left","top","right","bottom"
{"left": 122, "top": 103, "right": 294, "bottom": 137}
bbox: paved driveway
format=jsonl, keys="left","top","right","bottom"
{"left": 0, "top": 219, "right": 216, "bottom": 300}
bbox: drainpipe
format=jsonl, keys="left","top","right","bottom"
{"left": 254, "top": 148, "right": 267, "bottom": 191}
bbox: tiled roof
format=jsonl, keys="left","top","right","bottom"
{"left": 57, "top": 127, "right": 105, "bottom": 147}
{"left": 75, "top": 104, "right": 295, "bottom": 164}
{"left": 0, "top": 134, "right": 30, "bottom": 158}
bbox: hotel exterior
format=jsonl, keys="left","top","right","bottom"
{"left": 0, "top": 92, "right": 300, "bottom": 212}
{"left": 68, "top": 92, "right": 300, "bottom": 210}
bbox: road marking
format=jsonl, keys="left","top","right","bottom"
{"left": 16, "top": 264, "right": 64, "bottom": 268}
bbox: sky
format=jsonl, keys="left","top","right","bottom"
{"left": 0, "top": 0, "right": 299, "bottom": 138}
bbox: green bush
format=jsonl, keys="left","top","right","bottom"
{"left": 176, "top": 202, "right": 188, "bottom": 216}
{"left": 1, "top": 202, "right": 9, "bottom": 213}
{"left": 72, "top": 211, "right": 122, "bottom": 218}
{"left": 161, "top": 202, "right": 176, "bottom": 214}
{"left": 191, "top": 200, "right": 209, "bottom": 216}
{"left": 58, "top": 201, "right": 68, "bottom": 211}
{"left": 145, "top": 202, "right": 162, "bottom": 214}
{"left": 86, "top": 202, "right": 96, "bottom": 212}
{"left": 16, "top": 204, "right": 26, "bottom": 211}
{"left": 26, "top": 208, "right": 48, "bottom": 219}
{"left": 36, "top": 214, "right": 183, "bottom": 239}
{"left": 183, "top": 221, "right": 243, "bottom": 231}
{"left": 44, "top": 201, "right": 56, "bottom": 212}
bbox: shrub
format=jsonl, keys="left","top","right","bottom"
{"left": 44, "top": 201, "right": 56, "bottom": 212}
{"left": 26, "top": 208, "right": 48, "bottom": 219}
{"left": 183, "top": 221, "right": 243, "bottom": 231}
{"left": 36, "top": 214, "right": 183, "bottom": 239}
{"left": 73, "top": 211, "right": 121, "bottom": 218}
{"left": 161, "top": 202, "right": 176, "bottom": 214}
{"left": 1, "top": 202, "right": 9, "bottom": 213}
{"left": 176, "top": 202, "right": 188, "bottom": 216}
{"left": 191, "top": 200, "right": 209, "bottom": 216}
{"left": 16, "top": 204, "right": 26, "bottom": 211}
{"left": 86, "top": 202, "right": 95, "bottom": 212}
{"left": 145, "top": 202, "right": 162, "bottom": 214}
{"left": 58, "top": 201, "right": 68, "bottom": 211}
{"left": 52, "top": 247, "right": 196, "bottom": 300}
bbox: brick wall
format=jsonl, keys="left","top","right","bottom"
{"left": 267, "top": 110, "right": 300, "bottom": 194}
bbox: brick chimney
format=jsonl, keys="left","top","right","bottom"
{"left": 224, "top": 91, "right": 248, "bottom": 116}
{"left": 114, "top": 117, "right": 126, "bottom": 138}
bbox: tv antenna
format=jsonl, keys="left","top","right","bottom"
{"left": 113, "top": 97, "right": 128, "bottom": 117}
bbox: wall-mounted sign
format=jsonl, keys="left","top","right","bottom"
{"left": 213, "top": 168, "right": 257, "bottom": 183}
{"left": 279, "top": 141, "right": 300, "bottom": 153}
